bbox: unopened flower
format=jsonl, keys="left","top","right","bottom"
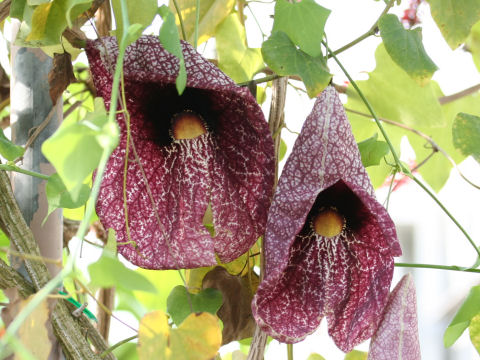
{"left": 251, "top": 86, "right": 401, "bottom": 352}
{"left": 86, "top": 36, "right": 274, "bottom": 269}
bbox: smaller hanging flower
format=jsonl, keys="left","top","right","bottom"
{"left": 368, "top": 274, "right": 421, "bottom": 360}
{"left": 86, "top": 36, "right": 274, "bottom": 270}
{"left": 251, "top": 86, "right": 402, "bottom": 352}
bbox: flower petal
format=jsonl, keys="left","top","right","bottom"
{"left": 368, "top": 274, "right": 421, "bottom": 360}
{"left": 86, "top": 36, "right": 274, "bottom": 269}
{"left": 252, "top": 86, "right": 400, "bottom": 350}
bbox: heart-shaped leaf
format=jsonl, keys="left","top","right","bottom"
{"left": 379, "top": 14, "right": 437, "bottom": 85}
{"left": 262, "top": 31, "right": 331, "bottom": 98}
{"left": 272, "top": 0, "right": 330, "bottom": 57}
{"left": 445, "top": 285, "right": 480, "bottom": 347}
{"left": 166, "top": 285, "right": 222, "bottom": 326}
{"left": 138, "top": 310, "right": 221, "bottom": 360}
{"left": 357, "top": 133, "right": 390, "bottom": 168}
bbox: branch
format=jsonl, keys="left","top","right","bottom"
{"left": 438, "top": 83, "right": 480, "bottom": 105}
{"left": 0, "top": 164, "right": 114, "bottom": 359}
{"left": 0, "top": 0, "right": 11, "bottom": 24}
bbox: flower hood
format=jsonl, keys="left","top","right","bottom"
{"left": 251, "top": 86, "right": 401, "bottom": 352}
{"left": 86, "top": 36, "right": 274, "bottom": 269}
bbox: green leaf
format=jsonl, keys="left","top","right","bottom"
{"left": 20, "top": 0, "right": 92, "bottom": 46}
{"left": 88, "top": 248, "right": 157, "bottom": 293}
{"left": 379, "top": 14, "right": 438, "bottom": 85}
{"left": 466, "top": 20, "right": 480, "bottom": 72}
{"left": 427, "top": 0, "right": 480, "bottom": 49}
{"left": 42, "top": 97, "right": 118, "bottom": 198}
{"left": 131, "top": 269, "right": 184, "bottom": 315}
{"left": 470, "top": 313, "right": 480, "bottom": 355}
{"left": 45, "top": 173, "right": 90, "bottom": 221}
{"left": 444, "top": 285, "right": 480, "bottom": 347}
{"left": 111, "top": 0, "right": 157, "bottom": 41}
{"left": 452, "top": 112, "right": 480, "bottom": 163}
{"left": 357, "top": 133, "right": 390, "bottom": 167}
{"left": 345, "top": 43, "right": 444, "bottom": 128}
{"left": 307, "top": 354, "right": 326, "bottom": 360}
{"left": 0, "top": 128, "right": 25, "bottom": 161}
{"left": 344, "top": 350, "right": 368, "bottom": 360}
{"left": 10, "top": 0, "right": 28, "bottom": 20}
{"left": 262, "top": 31, "right": 331, "bottom": 98}
{"left": 272, "top": 0, "right": 330, "bottom": 57}
{"left": 158, "top": 5, "right": 186, "bottom": 94}
{"left": 169, "top": 0, "right": 235, "bottom": 45}
{"left": 215, "top": 13, "right": 264, "bottom": 83}
{"left": 279, "top": 138, "right": 287, "bottom": 162}
{"left": 138, "top": 311, "right": 221, "bottom": 360}
{"left": 167, "top": 285, "right": 222, "bottom": 326}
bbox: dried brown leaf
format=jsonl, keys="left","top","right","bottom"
{"left": 202, "top": 266, "right": 257, "bottom": 344}
{"left": 48, "top": 52, "right": 76, "bottom": 106}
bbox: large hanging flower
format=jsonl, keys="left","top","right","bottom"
{"left": 86, "top": 36, "right": 274, "bottom": 269}
{"left": 251, "top": 86, "right": 401, "bottom": 352}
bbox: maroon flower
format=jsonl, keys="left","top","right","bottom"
{"left": 251, "top": 86, "right": 401, "bottom": 352}
{"left": 86, "top": 36, "right": 274, "bottom": 269}
{"left": 368, "top": 274, "right": 421, "bottom": 360}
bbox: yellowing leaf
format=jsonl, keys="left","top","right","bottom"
{"left": 138, "top": 311, "right": 221, "bottom": 360}
{"left": 111, "top": 0, "right": 157, "bottom": 40}
{"left": 216, "top": 13, "right": 263, "bottom": 83}
{"left": 15, "top": 297, "right": 52, "bottom": 360}
{"left": 24, "top": 0, "right": 92, "bottom": 46}
{"left": 470, "top": 313, "right": 480, "bottom": 355}
{"left": 427, "top": 0, "right": 480, "bottom": 49}
{"left": 169, "top": 0, "right": 234, "bottom": 45}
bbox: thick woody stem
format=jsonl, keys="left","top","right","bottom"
{"left": 247, "top": 77, "right": 288, "bottom": 360}
{"left": 0, "top": 164, "right": 114, "bottom": 359}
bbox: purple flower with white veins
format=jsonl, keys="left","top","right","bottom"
{"left": 251, "top": 86, "right": 402, "bottom": 352}
{"left": 86, "top": 36, "right": 274, "bottom": 269}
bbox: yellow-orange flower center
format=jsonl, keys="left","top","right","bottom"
{"left": 171, "top": 111, "right": 207, "bottom": 140}
{"left": 312, "top": 208, "right": 345, "bottom": 238}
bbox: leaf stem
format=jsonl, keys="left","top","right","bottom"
{"left": 330, "top": 0, "right": 395, "bottom": 56}
{"left": 0, "top": 164, "right": 50, "bottom": 180}
{"left": 171, "top": 0, "right": 187, "bottom": 40}
{"left": 325, "top": 42, "right": 480, "bottom": 261}
{"left": 100, "top": 335, "right": 138, "bottom": 358}
{"left": 395, "top": 262, "right": 480, "bottom": 273}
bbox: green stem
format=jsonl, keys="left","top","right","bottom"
{"left": 172, "top": 0, "right": 187, "bottom": 40}
{"left": 287, "top": 344, "right": 293, "bottom": 360}
{"left": 194, "top": 0, "right": 200, "bottom": 48}
{"left": 395, "top": 262, "right": 480, "bottom": 274}
{"left": 76, "top": 0, "right": 129, "bottom": 242}
{"left": 100, "top": 335, "right": 138, "bottom": 358}
{"left": 330, "top": 0, "right": 395, "bottom": 56}
{"left": 0, "top": 164, "right": 50, "bottom": 180}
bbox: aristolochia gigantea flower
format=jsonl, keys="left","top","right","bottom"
{"left": 86, "top": 36, "right": 274, "bottom": 269}
{"left": 251, "top": 86, "right": 402, "bottom": 352}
